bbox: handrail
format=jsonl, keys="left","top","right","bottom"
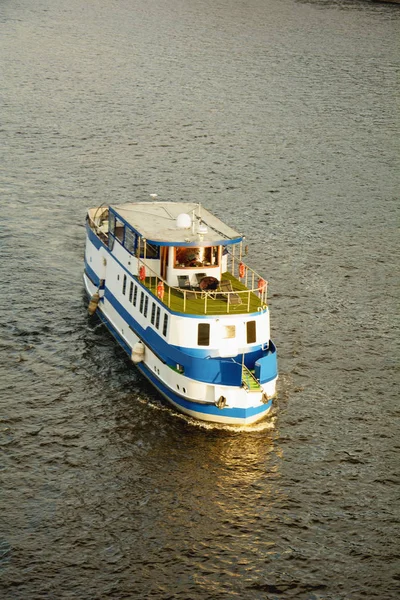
{"left": 241, "top": 364, "right": 262, "bottom": 391}
{"left": 224, "top": 249, "right": 268, "bottom": 305}
{"left": 135, "top": 256, "right": 268, "bottom": 315}
{"left": 88, "top": 220, "right": 268, "bottom": 315}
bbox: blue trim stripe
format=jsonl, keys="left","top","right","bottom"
{"left": 84, "top": 260, "right": 277, "bottom": 386}
{"left": 85, "top": 275, "right": 274, "bottom": 421}
{"left": 137, "top": 361, "right": 273, "bottom": 420}
{"left": 86, "top": 225, "right": 263, "bottom": 319}
{"left": 109, "top": 207, "right": 243, "bottom": 247}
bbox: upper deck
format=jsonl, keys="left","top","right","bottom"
{"left": 86, "top": 201, "right": 268, "bottom": 316}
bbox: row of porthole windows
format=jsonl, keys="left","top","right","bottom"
{"left": 121, "top": 274, "right": 168, "bottom": 337}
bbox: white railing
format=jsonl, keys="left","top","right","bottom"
{"left": 136, "top": 256, "right": 268, "bottom": 315}
{"left": 88, "top": 219, "right": 268, "bottom": 314}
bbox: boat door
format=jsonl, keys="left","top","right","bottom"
{"left": 160, "top": 246, "right": 168, "bottom": 280}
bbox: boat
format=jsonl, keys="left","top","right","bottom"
{"left": 83, "top": 200, "right": 278, "bottom": 425}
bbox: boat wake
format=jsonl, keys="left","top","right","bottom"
{"left": 135, "top": 394, "right": 277, "bottom": 433}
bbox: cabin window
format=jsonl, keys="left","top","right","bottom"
{"left": 133, "top": 285, "right": 138, "bottom": 306}
{"left": 139, "top": 291, "right": 144, "bottom": 313}
{"left": 174, "top": 246, "right": 219, "bottom": 268}
{"left": 122, "top": 274, "right": 127, "bottom": 295}
{"left": 144, "top": 296, "right": 149, "bottom": 318}
{"left": 162, "top": 314, "right": 168, "bottom": 337}
{"left": 138, "top": 238, "right": 159, "bottom": 259}
{"left": 155, "top": 307, "right": 161, "bottom": 329}
{"left": 109, "top": 213, "right": 116, "bottom": 235}
{"left": 129, "top": 281, "right": 133, "bottom": 302}
{"left": 247, "top": 320, "right": 256, "bottom": 343}
{"left": 151, "top": 302, "right": 156, "bottom": 325}
{"left": 198, "top": 323, "right": 210, "bottom": 346}
{"left": 125, "top": 229, "right": 135, "bottom": 254}
{"left": 114, "top": 218, "right": 125, "bottom": 244}
{"left": 223, "top": 325, "right": 236, "bottom": 339}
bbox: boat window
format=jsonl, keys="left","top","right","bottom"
{"left": 163, "top": 314, "right": 168, "bottom": 337}
{"left": 247, "top": 320, "right": 256, "bottom": 343}
{"left": 156, "top": 307, "right": 161, "bottom": 329}
{"left": 138, "top": 238, "right": 159, "bottom": 259}
{"left": 122, "top": 274, "right": 127, "bottom": 295}
{"left": 198, "top": 323, "right": 210, "bottom": 346}
{"left": 129, "top": 281, "right": 133, "bottom": 302}
{"left": 144, "top": 296, "right": 149, "bottom": 318}
{"left": 133, "top": 285, "right": 138, "bottom": 306}
{"left": 114, "top": 218, "right": 125, "bottom": 244}
{"left": 223, "top": 325, "right": 236, "bottom": 339}
{"left": 139, "top": 291, "right": 144, "bottom": 313}
{"left": 151, "top": 302, "right": 156, "bottom": 325}
{"left": 125, "top": 228, "right": 135, "bottom": 254}
{"left": 174, "top": 246, "right": 219, "bottom": 268}
{"left": 109, "top": 213, "right": 116, "bottom": 236}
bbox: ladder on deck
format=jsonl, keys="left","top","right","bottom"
{"left": 242, "top": 364, "right": 262, "bottom": 392}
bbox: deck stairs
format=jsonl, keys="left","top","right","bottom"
{"left": 242, "top": 365, "right": 262, "bottom": 392}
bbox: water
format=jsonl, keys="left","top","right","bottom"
{"left": 1, "top": 0, "right": 399, "bottom": 598}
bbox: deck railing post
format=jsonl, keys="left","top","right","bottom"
{"left": 183, "top": 291, "right": 186, "bottom": 313}
{"left": 247, "top": 290, "right": 251, "bottom": 312}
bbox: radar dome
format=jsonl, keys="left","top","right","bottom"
{"left": 176, "top": 213, "right": 192, "bottom": 229}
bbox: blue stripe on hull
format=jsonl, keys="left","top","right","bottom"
{"left": 136, "top": 361, "right": 273, "bottom": 421}
{"left": 85, "top": 282, "right": 273, "bottom": 423}
{"left": 85, "top": 271, "right": 277, "bottom": 387}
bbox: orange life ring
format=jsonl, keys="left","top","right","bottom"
{"left": 157, "top": 281, "right": 164, "bottom": 300}
{"left": 239, "top": 262, "right": 245, "bottom": 278}
{"left": 258, "top": 277, "right": 266, "bottom": 293}
{"left": 139, "top": 266, "right": 146, "bottom": 281}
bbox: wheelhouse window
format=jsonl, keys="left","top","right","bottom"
{"left": 124, "top": 228, "right": 135, "bottom": 254}
{"left": 247, "top": 320, "right": 256, "bottom": 343}
{"left": 108, "top": 213, "right": 116, "bottom": 251}
{"left": 174, "top": 246, "right": 219, "bottom": 268}
{"left": 138, "top": 238, "right": 159, "bottom": 259}
{"left": 109, "top": 213, "right": 124, "bottom": 245}
{"left": 198, "top": 323, "right": 210, "bottom": 346}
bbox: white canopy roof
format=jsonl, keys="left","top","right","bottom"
{"left": 111, "top": 202, "right": 242, "bottom": 245}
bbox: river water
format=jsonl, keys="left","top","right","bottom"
{"left": 1, "top": 0, "right": 399, "bottom": 598}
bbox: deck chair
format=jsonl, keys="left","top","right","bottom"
{"left": 194, "top": 273, "right": 207, "bottom": 288}
{"left": 177, "top": 276, "right": 197, "bottom": 300}
{"left": 177, "top": 275, "right": 191, "bottom": 289}
{"left": 220, "top": 280, "right": 242, "bottom": 304}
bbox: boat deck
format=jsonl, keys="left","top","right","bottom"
{"left": 142, "top": 272, "right": 265, "bottom": 315}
